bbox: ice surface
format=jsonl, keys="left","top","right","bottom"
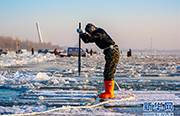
{"left": 0, "top": 52, "right": 180, "bottom": 115}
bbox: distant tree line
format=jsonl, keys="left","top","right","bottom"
{"left": 0, "top": 36, "right": 62, "bottom": 51}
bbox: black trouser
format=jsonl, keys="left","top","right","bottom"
{"left": 103, "top": 46, "right": 120, "bottom": 81}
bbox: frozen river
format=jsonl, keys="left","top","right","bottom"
{"left": 0, "top": 52, "right": 180, "bottom": 115}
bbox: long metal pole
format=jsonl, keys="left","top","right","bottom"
{"left": 78, "top": 22, "right": 81, "bottom": 76}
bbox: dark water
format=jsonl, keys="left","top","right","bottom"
{"left": 0, "top": 89, "right": 21, "bottom": 100}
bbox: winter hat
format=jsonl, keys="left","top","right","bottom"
{"left": 85, "top": 23, "right": 97, "bottom": 33}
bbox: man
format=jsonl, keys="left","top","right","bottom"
{"left": 77, "top": 23, "right": 120, "bottom": 99}
{"left": 127, "top": 48, "right": 132, "bottom": 57}
{"left": 31, "top": 48, "right": 34, "bottom": 55}
{"left": 54, "top": 48, "right": 57, "bottom": 55}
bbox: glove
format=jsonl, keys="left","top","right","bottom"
{"left": 77, "top": 29, "right": 85, "bottom": 34}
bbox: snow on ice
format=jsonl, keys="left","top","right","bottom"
{"left": 0, "top": 51, "right": 180, "bottom": 115}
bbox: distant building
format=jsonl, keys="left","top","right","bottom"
{"left": 36, "top": 23, "right": 44, "bottom": 43}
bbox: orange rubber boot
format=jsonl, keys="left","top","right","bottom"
{"left": 99, "top": 80, "right": 114, "bottom": 99}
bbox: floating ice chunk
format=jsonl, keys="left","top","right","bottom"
{"left": 138, "top": 80, "right": 151, "bottom": 83}
{"left": 14, "top": 71, "right": 20, "bottom": 77}
{"left": 0, "top": 75, "right": 9, "bottom": 84}
{"left": 34, "top": 72, "right": 52, "bottom": 81}
{"left": 64, "top": 78, "right": 77, "bottom": 83}
{"left": 34, "top": 82, "right": 44, "bottom": 86}
{"left": 0, "top": 75, "right": 7, "bottom": 81}
{"left": 0, "top": 105, "right": 49, "bottom": 114}
{"left": 62, "top": 69, "right": 74, "bottom": 74}
{"left": 50, "top": 79, "right": 60, "bottom": 84}
{"left": 78, "top": 85, "right": 96, "bottom": 90}
{"left": 39, "top": 96, "right": 44, "bottom": 101}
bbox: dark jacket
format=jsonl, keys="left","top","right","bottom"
{"left": 80, "top": 28, "right": 115, "bottom": 49}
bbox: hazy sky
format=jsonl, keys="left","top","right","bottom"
{"left": 0, "top": 0, "right": 179, "bottom": 50}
